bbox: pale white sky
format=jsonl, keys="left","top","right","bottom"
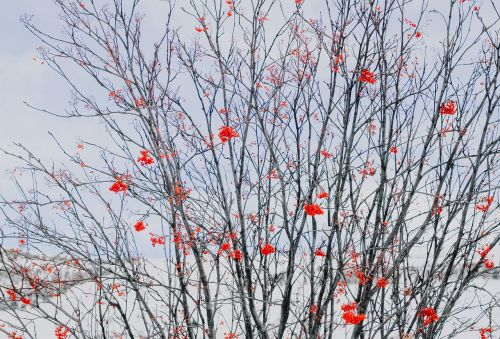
{"left": 0, "top": 0, "right": 498, "bottom": 337}
{"left": 0, "top": 0, "right": 479, "bottom": 167}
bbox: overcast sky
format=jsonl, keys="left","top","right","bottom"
{"left": 0, "top": 0, "right": 491, "bottom": 198}
{"left": 0, "top": 0, "right": 478, "bottom": 162}
{"left": 0, "top": 1, "right": 172, "bottom": 192}
{"left": 0, "top": 2, "right": 498, "bottom": 335}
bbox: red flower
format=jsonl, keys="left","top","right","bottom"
{"left": 356, "top": 270, "right": 369, "bottom": 285}
{"left": 359, "top": 161, "right": 376, "bottom": 177}
{"left": 260, "top": 243, "right": 275, "bottom": 256}
{"left": 314, "top": 248, "right": 326, "bottom": 257}
{"left": 134, "top": 98, "right": 145, "bottom": 108}
{"left": 331, "top": 54, "right": 344, "bottom": 72}
{"left": 8, "top": 332, "right": 23, "bottom": 339}
{"left": 218, "top": 126, "right": 240, "bottom": 143}
{"left": 6, "top": 289, "right": 16, "bottom": 301}
{"left": 150, "top": 234, "right": 166, "bottom": 247}
{"left": 55, "top": 325, "right": 71, "bottom": 339}
{"left": 230, "top": 249, "right": 243, "bottom": 261}
{"left": 171, "top": 185, "right": 191, "bottom": 203}
{"left": 439, "top": 100, "right": 456, "bottom": 115}
{"left": 195, "top": 27, "right": 208, "bottom": 32}
{"left": 480, "top": 327, "right": 493, "bottom": 339}
{"left": 432, "top": 206, "right": 443, "bottom": 215}
{"left": 415, "top": 31, "right": 422, "bottom": 38}
{"left": 341, "top": 303, "right": 365, "bottom": 325}
{"left": 20, "top": 297, "right": 31, "bottom": 305}
{"left": 310, "top": 304, "right": 318, "bottom": 314}
{"left": 376, "top": 277, "right": 389, "bottom": 289}
{"left": 417, "top": 307, "right": 439, "bottom": 326}
{"left": 317, "top": 191, "right": 329, "bottom": 199}
{"left": 476, "top": 196, "right": 494, "bottom": 212}
{"left": 342, "top": 311, "right": 366, "bottom": 325}
{"left": 304, "top": 203, "right": 324, "bottom": 216}
{"left": 484, "top": 259, "right": 495, "bottom": 269}
{"left": 134, "top": 221, "right": 146, "bottom": 232}
{"left": 478, "top": 244, "right": 491, "bottom": 258}
{"left": 172, "top": 231, "right": 182, "bottom": 245}
{"left": 109, "top": 177, "right": 128, "bottom": 193}
{"left": 137, "top": 150, "right": 154, "bottom": 166}
{"left": 219, "top": 242, "right": 231, "bottom": 255}
{"left": 389, "top": 146, "right": 398, "bottom": 154}
{"left": 341, "top": 302, "right": 358, "bottom": 312}
{"left": 321, "top": 149, "right": 332, "bottom": 158}
{"left": 359, "top": 69, "right": 376, "bottom": 84}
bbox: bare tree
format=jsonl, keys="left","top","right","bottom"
{"left": 1, "top": 0, "right": 500, "bottom": 338}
